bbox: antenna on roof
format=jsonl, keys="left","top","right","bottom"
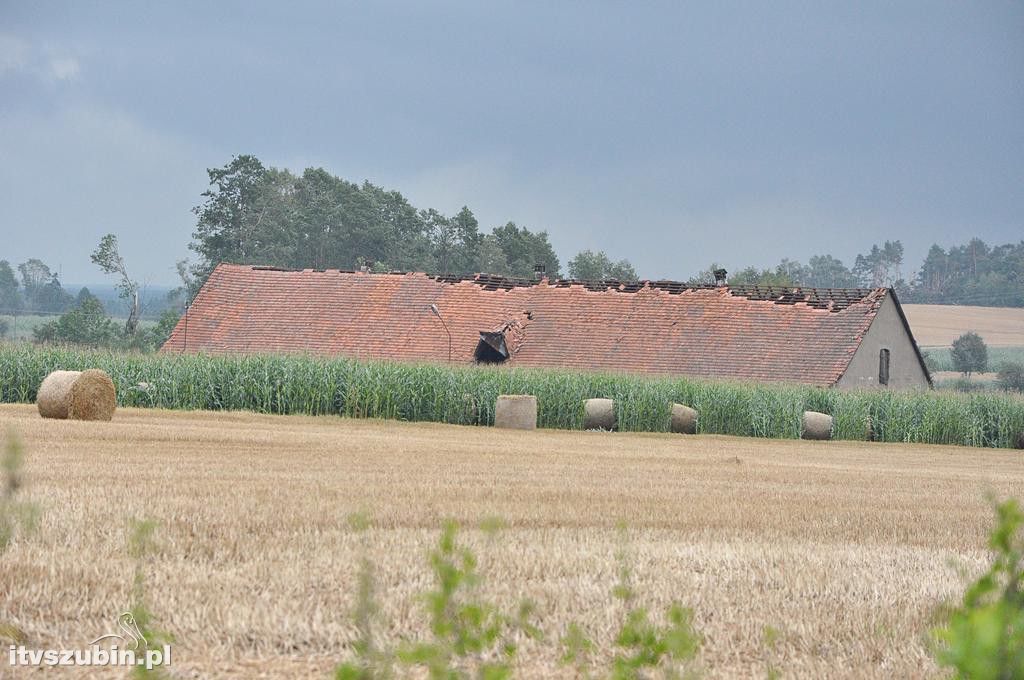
{"left": 713, "top": 268, "right": 728, "bottom": 286}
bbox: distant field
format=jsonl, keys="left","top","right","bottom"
{"left": 0, "top": 313, "right": 154, "bottom": 341}
{"left": 0, "top": 313, "right": 53, "bottom": 341}
{"left": 925, "top": 346, "right": 1024, "bottom": 373}
{"left": 2, "top": 404, "right": 1021, "bottom": 678}
{"left": 904, "top": 304, "right": 1024, "bottom": 347}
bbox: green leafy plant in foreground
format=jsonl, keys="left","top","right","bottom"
{"left": 0, "top": 429, "right": 37, "bottom": 553}
{"left": 334, "top": 519, "right": 704, "bottom": 678}
{"left": 335, "top": 512, "right": 392, "bottom": 680}
{"left": 608, "top": 526, "right": 701, "bottom": 679}
{"left": 397, "top": 520, "right": 540, "bottom": 679}
{"left": 762, "top": 626, "right": 782, "bottom": 680}
{"left": 559, "top": 525, "right": 702, "bottom": 680}
{"left": 560, "top": 622, "right": 595, "bottom": 678}
{"left": 127, "top": 518, "right": 173, "bottom": 678}
{"left": 0, "top": 429, "right": 38, "bottom": 645}
{"left": 933, "top": 499, "right": 1024, "bottom": 679}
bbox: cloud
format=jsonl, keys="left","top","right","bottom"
{"left": 0, "top": 33, "right": 81, "bottom": 82}
{"left": 0, "top": 35, "right": 29, "bottom": 75}
{"left": 47, "top": 56, "right": 79, "bottom": 81}
{"left": 0, "top": 105, "right": 219, "bottom": 285}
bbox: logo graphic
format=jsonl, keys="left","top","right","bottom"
{"left": 8, "top": 610, "right": 170, "bottom": 669}
{"left": 89, "top": 612, "right": 147, "bottom": 651}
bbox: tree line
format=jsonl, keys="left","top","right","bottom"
{"left": 187, "top": 155, "right": 1020, "bottom": 305}
{"left": 692, "top": 238, "right": 1022, "bottom": 307}
{"left": 186, "top": 155, "right": 570, "bottom": 295}
{"left": 0, "top": 259, "right": 75, "bottom": 315}
{"left": 2, "top": 154, "right": 1020, "bottom": 339}
{"left": 187, "top": 155, "right": 643, "bottom": 288}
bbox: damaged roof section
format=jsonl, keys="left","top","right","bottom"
{"left": 163, "top": 263, "right": 898, "bottom": 387}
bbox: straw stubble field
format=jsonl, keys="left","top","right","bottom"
{"left": 903, "top": 303, "right": 1024, "bottom": 347}
{"left": 1, "top": 404, "right": 1022, "bottom": 678}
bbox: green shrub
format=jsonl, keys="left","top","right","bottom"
{"left": 933, "top": 499, "right": 1024, "bottom": 679}
{"left": 335, "top": 512, "right": 391, "bottom": 680}
{"left": 0, "top": 430, "right": 37, "bottom": 646}
{"left": 337, "top": 520, "right": 703, "bottom": 679}
{"left": 997, "top": 362, "right": 1024, "bottom": 394}
{"left": 605, "top": 526, "right": 702, "bottom": 679}
{"left": 0, "top": 429, "right": 37, "bottom": 554}
{"left": 395, "top": 520, "right": 539, "bottom": 679}
{"left": 33, "top": 294, "right": 121, "bottom": 347}
{"left": 127, "top": 518, "right": 173, "bottom": 678}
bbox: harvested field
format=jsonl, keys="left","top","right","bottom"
{"left": 1, "top": 404, "right": 1022, "bottom": 678}
{"left": 903, "top": 303, "right": 1024, "bottom": 347}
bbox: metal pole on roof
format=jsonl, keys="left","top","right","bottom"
{"left": 429, "top": 303, "right": 452, "bottom": 363}
{"left": 182, "top": 297, "right": 189, "bottom": 354}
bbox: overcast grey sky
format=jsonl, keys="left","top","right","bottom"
{"left": 1, "top": 1, "right": 1021, "bottom": 286}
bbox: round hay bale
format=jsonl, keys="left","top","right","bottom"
{"left": 36, "top": 370, "right": 79, "bottom": 419}
{"left": 670, "top": 404, "right": 698, "bottom": 434}
{"left": 583, "top": 398, "right": 616, "bottom": 431}
{"left": 494, "top": 395, "right": 537, "bottom": 430}
{"left": 801, "top": 411, "right": 833, "bottom": 441}
{"left": 36, "top": 369, "right": 116, "bottom": 421}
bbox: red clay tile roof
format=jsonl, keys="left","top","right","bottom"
{"left": 161, "top": 263, "right": 891, "bottom": 386}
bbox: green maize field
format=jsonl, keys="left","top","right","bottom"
{"left": 1, "top": 343, "right": 1022, "bottom": 448}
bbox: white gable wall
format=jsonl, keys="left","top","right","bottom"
{"left": 836, "top": 294, "right": 930, "bottom": 390}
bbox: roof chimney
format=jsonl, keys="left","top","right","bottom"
{"left": 533, "top": 263, "right": 546, "bottom": 280}
{"left": 713, "top": 268, "right": 728, "bottom": 286}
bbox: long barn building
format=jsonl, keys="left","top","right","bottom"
{"left": 161, "top": 263, "right": 932, "bottom": 389}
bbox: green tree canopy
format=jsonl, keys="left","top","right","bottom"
{"left": 997, "top": 362, "right": 1024, "bottom": 393}
{"left": 489, "top": 222, "right": 561, "bottom": 278}
{"left": 908, "top": 239, "right": 1024, "bottom": 306}
{"left": 190, "top": 155, "right": 295, "bottom": 285}
{"left": 950, "top": 331, "right": 989, "bottom": 377}
{"left": 33, "top": 291, "right": 119, "bottom": 347}
{"left": 427, "top": 206, "right": 482, "bottom": 274}
{"left": 187, "top": 156, "right": 559, "bottom": 287}
{"left": 806, "top": 254, "right": 858, "bottom": 288}
{"left": 186, "top": 156, "right": 1024, "bottom": 307}
{"left": 0, "top": 259, "right": 74, "bottom": 313}
{"left": 0, "top": 260, "right": 21, "bottom": 312}
{"left": 853, "top": 240, "right": 904, "bottom": 287}
{"left": 475, "top": 235, "right": 510, "bottom": 276}
{"left": 91, "top": 233, "right": 141, "bottom": 334}
{"left": 727, "top": 266, "right": 795, "bottom": 287}
{"left": 568, "top": 250, "right": 639, "bottom": 281}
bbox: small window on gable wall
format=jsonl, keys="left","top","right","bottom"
{"left": 879, "top": 348, "right": 890, "bottom": 386}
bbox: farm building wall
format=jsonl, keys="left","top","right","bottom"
{"left": 836, "top": 294, "right": 930, "bottom": 390}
